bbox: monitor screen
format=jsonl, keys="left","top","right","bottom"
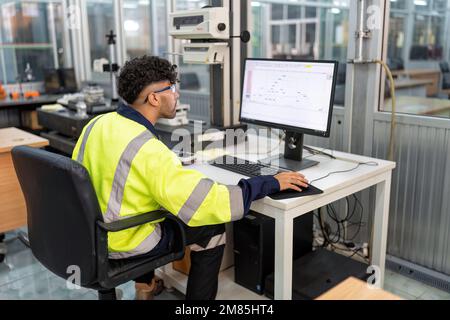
{"left": 60, "top": 68, "right": 78, "bottom": 93}
{"left": 44, "top": 69, "right": 62, "bottom": 94}
{"left": 240, "top": 59, "right": 338, "bottom": 137}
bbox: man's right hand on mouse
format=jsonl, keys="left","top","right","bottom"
{"left": 274, "top": 172, "right": 309, "bottom": 192}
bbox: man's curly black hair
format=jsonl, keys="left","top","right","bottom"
{"left": 118, "top": 55, "right": 178, "bottom": 105}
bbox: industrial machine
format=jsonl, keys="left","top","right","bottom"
{"left": 170, "top": 7, "right": 230, "bottom": 40}
{"left": 169, "top": 2, "right": 251, "bottom": 129}
{"left": 37, "top": 2, "right": 251, "bottom": 155}
{"left": 37, "top": 30, "right": 120, "bottom": 155}
{"left": 157, "top": 103, "right": 190, "bottom": 126}
{"left": 103, "top": 30, "right": 120, "bottom": 102}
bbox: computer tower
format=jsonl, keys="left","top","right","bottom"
{"left": 264, "top": 249, "right": 369, "bottom": 300}
{"left": 233, "top": 211, "right": 313, "bottom": 295}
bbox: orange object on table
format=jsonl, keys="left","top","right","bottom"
{"left": 10, "top": 92, "right": 21, "bottom": 100}
{"left": 0, "top": 84, "right": 6, "bottom": 100}
{"left": 24, "top": 91, "right": 40, "bottom": 99}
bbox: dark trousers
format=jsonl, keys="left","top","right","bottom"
{"left": 133, "top": 221, "right": 226, "bottom": 300}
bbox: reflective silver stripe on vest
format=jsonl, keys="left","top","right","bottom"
{"left": 106, "top": 130, "right": 159, "bottom": 259}
{"left": 177, "top": 178, "right": 215, "bottom": 224}
{"left": 226, "top": 185, "right": 245, "bottom": 221}
{"left": 104, "top": 130, "right": 154, "bottom": 223}
{"left": 108, "top": 223, "right": 162, "bottom": 259}
{"left": 77, "top": 116, "right": 104, "bottom": 163}
{"left": 190, "top": 232, "right": 226, "bottom": 252}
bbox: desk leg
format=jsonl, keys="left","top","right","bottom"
{"left": 371, "top": 172, "right": 392, "bottom": 288}
{"left": 274, "top": 215, "right": 294, "bottom": 300}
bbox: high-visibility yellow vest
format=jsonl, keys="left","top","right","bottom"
{"left": 72, "top": 112, "right": 244, "bottom": 259}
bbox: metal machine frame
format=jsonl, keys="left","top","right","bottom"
{"left": 169, "top": 0, "right": 249, "bottom": 129}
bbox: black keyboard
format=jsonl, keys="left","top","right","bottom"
{"left": 210, "top": 155, "right": 285, "bottom": 177}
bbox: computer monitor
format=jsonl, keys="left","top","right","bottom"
{"left": 60, "top": 68, "right": 78, "bottom": 93}
{"left": 44, "top": 69, "right": 63, "bottom": 94}
{"left": 240, "top": 58, "right": 338, "bottom": 171}
{"left": 409, "top": 45, "right": 428, "bottom": 60}
{"left": 44, "top": 68, "right": 78, "bottom": 94}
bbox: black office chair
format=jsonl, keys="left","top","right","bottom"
{"left": 442, "top": 73, "right": 450, "bottom": 90}
{"left": 11, "top": 146, "right": 186, "bottom": 300}
{"left": 439, "top": 62, "right": 450, "bottom": 94}
{"left": 439, "top": 61, "right": 450, "bottom": 74}
{"left": 387, "top": 57, "right": 404, "bottom": 71}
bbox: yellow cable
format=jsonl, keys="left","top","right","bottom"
{"left": 374, "top": 60, "right": 396, "bottom": 161}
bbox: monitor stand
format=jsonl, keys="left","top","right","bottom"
{"left": 260, "top": 131, "right": 319, "bottom": 172}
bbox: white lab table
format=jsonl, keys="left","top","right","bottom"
{"left": 160, "top": 135, "right": 396, "bottom": 300}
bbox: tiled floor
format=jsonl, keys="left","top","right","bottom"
{"left": 1, "top": 231, "right": 449, "bottom": 300}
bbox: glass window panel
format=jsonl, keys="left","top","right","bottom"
{"left": 412, "top": 14, "right": 428, "bottom": 50}
{"left": 1, "top": 2, "right": 50, "bottom": 44}
{"left": 433, "top": 0, "right": 448, "bottom": 11}
{"left": 305, "top": 6, "right": 317, "bottom": 18}
{"left": 414, "top": 0, "right": 432, "bottom": 12}
{"left": 87, "top": 0, "right": 114, "bottom": 68}
{"left": 3, "top": 48, "right": 17, "bottom": 83}
{"left": 14, "top": 48, "right": 54, "bottom": 82}
{"left": 174, "top": 0, "right": 210, "bottom": 93}
{"left": 382, "top": 0, "right": 450, "bottom": 119}
{"left": 388, "top": 14, "right": 406, "bottom": 63}
{"left": 51, "top": 3, "right": 66, "bottom": 69}
{"left": 287, "top": 5, "right": 301, "bottom": 19}
{"left": 430, "top": 16, "right": 444, "bottom": 60}
{"left": 288, "top": 24, "right": 296, "bottom": 46}
{"left": 304, "top": 23, "right": 316, "bottom": 59}
{"left": 0, "top": 54, "right": 4, "bottom": 84}
{"left": 251, "top": 2, "right": 264, "bottom": 58}
{"left": 123, "top": 0, "right": 168, "bottom": 60}
{"left": 154, "top": 1, "right": 168, "bottom": 55}
{"left": 175, "top": 0, "right": 209, "bottom": 10}
{"left": 271, "top": 25, "right": 280, "bottom": 44}
{"left": 0, "top": 1, "right": 65, "bottom": 84}
{"left": 390, "top": 0, "right": 408, "bottom": 10}
{"left": 271, "top": 4, "right": 283, "bottom": 20}
{"left": 123, "top": 0, "right": 151, "bottom": 59}
{"left": 251, "top": 1, "right": 349, "bottom": 106}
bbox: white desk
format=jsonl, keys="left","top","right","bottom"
{"left": 162, "top": 135, "right": 396, "bottom": 300}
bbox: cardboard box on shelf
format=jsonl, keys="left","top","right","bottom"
{"left": 172, "top": 247, "right": 192, "bottom": 275}
{"left": 21, "top": 110, "right": 43, "bottom": 130}
{"left": 172, "top": 224, "right": 234, "bottom": 275}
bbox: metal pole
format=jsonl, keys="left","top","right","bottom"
{"left": 48, "top": 2, "right": 59, "bottom": 69}
{"left": 61, "top": 0, "right": 73, "bottom": 68}
{"left": 356, "top": 0, "right": 365, "bottom": 62}
{"left": 150, "top": 0, "right": 159, "bottom": 56}
{"left": 107, "top": 31, "right": 119, "bottom": 101}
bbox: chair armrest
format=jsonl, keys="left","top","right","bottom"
{"left": 97, "top": 210, "right": 169, "bottom": 232}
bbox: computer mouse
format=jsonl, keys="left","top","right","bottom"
{"left": 269, "top": 184, "right": 323, "bottom": 200}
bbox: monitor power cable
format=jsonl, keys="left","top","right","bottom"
{"left": 309, "top": 161, "right": 378, "bottom": 185}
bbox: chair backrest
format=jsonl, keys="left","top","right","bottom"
{"left": 443, "top": 73, "right": 450, "bottom": 89}
{"left": 387, "top": 58, "right": 404, "bottom": 71}
{"left": 440, "top": 61, "right": 450, "bottom": 74}
{"left": 12, "top": 146, "right": 104, "bottom": 286}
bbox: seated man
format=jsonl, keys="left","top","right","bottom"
{"left": 72, "top": 56, "right": 308, "bottom": 300}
